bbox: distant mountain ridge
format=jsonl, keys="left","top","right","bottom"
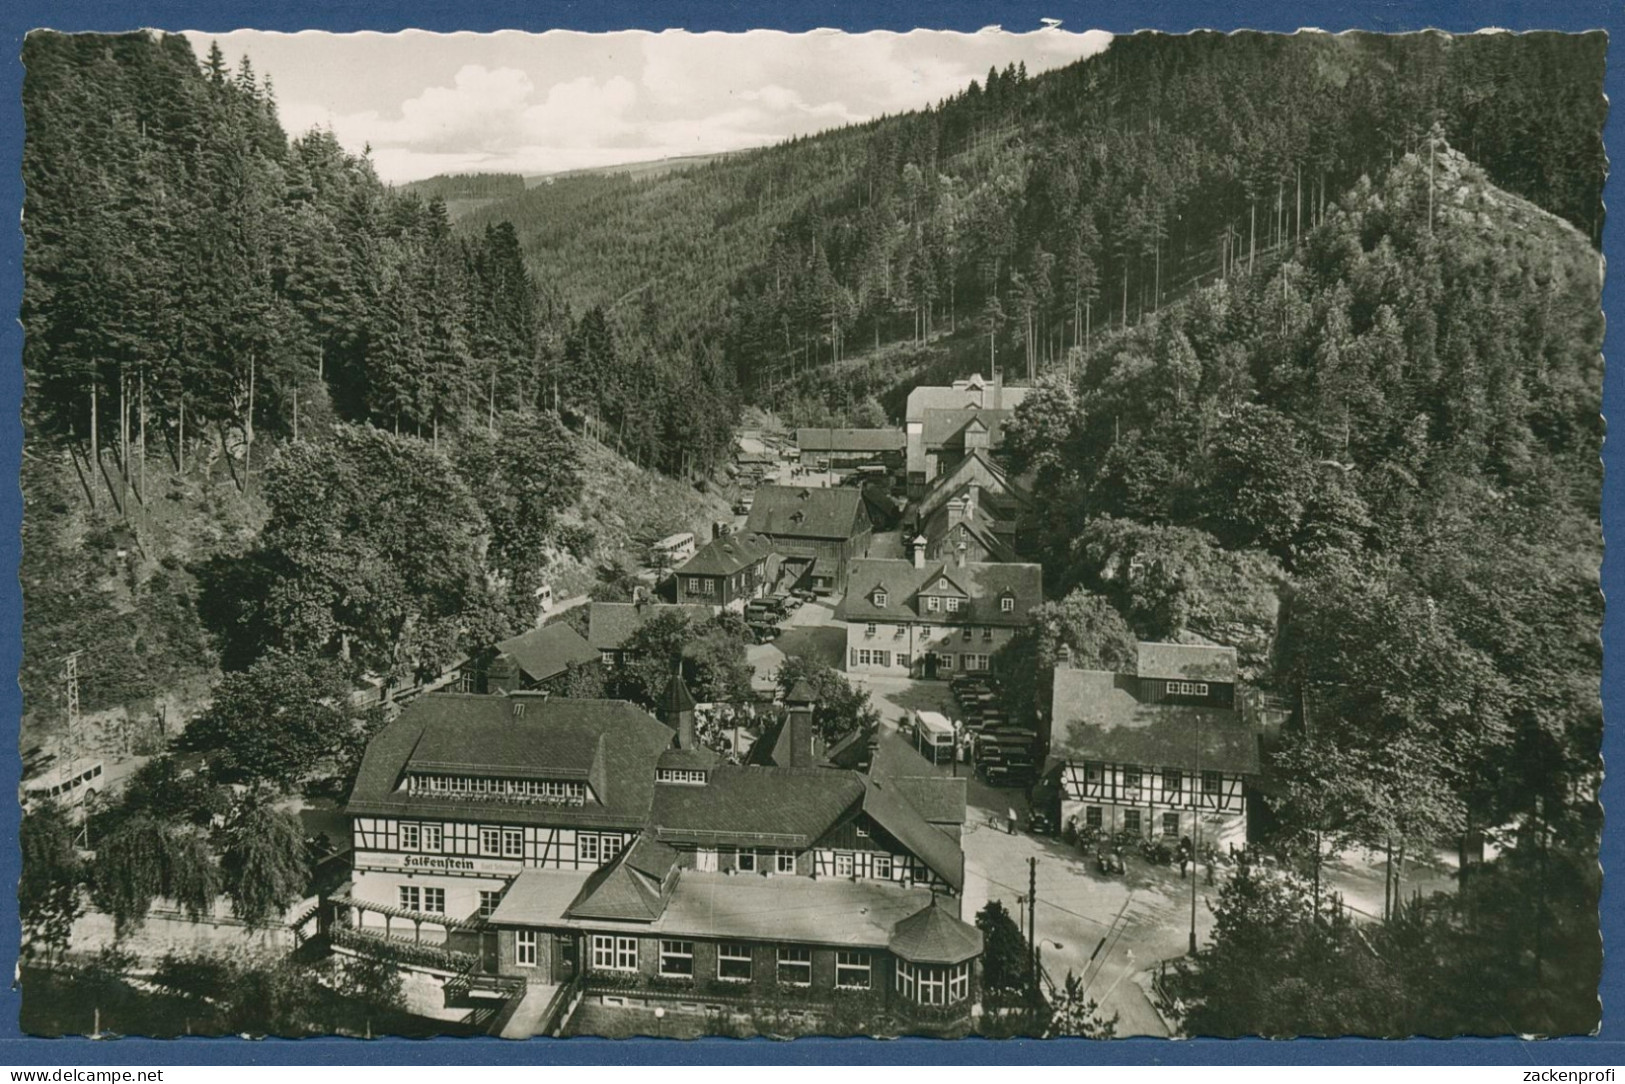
{"left": 457, "top": 30, "right": 1605, "bottom": 417}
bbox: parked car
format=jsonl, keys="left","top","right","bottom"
{"left": 792, "top": 588, "right": 816, "bottom": 602}
{"left": 746, "top": 597, "right": 788, "bottom": 621}
{"left": 732, "top": 499, "right": 753, "bottom": 515}
{"left": 1096, "top": 848, "right": 1126, "bottom": 876}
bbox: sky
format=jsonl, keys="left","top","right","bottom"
{"left": 177, "top": 27, "right": 1112, "bottom": 184}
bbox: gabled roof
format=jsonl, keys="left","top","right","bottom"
{"left": 676, "top": 532, "right": 776, "bottom": 577}
{"left": 821, "top": 723, "right": 878, "bottom": 771}
{"left": 834, "top": 558, "right": 1042, "bottom": 628}
{"left": 785, "top": 679, "right": 818, "bottom": 704}
{"left": 858, "top": 775, "right": 965, "bottom": 892}
{"left": 566, "top": 836, "right": 677, "bottom": 922}
{"left": 921, "top": 408, "right": 1014, "bottom": 450}
{"left": 795, "top": 428, "right": 906, "bottom": 454}
{"left": 651, "top": 765, "right": 864, "bottom": 848}
{"left": 924, "top": 512, "right": 1019, "bottom": 564}
{"left": 913, "top": 449, "right": 1032, "bottom": 524}
{"left": 744, "top": 485, "right": 869, "bottom": 541}
{"left": 745, "top": 707, "right": 822, "bottom": 769}
{"left": 586, "top": 602, "right": 714, "bottom": 652}
{"left": 1049, "top": 667, "right": 1258, "bottom": 776}
{"left": 345, "top": 694, "right": 675, "bottom": 828}
{"left": 1136, "top": 642, "right": 1239, "bottom": 684}
{"left": 494, "top": 623, "right": 600, "bottom": 684}
{"left": 889, "top": 900, "right": 984, "bottom": 965}
{"left": 905, "top": 375, "right": 1031, "bottom": 421}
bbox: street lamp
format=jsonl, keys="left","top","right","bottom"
{"left": 1035, "top": 939, "right": 1065, "bottom": 996}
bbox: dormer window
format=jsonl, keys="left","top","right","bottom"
{"left": 657, "top": 768, "right": 708, "bottom": 785}
{"left": 926, "top": 596, "right": 940, "bottom": 613}
{"left": 1167, "top": 681, "right": 1209, "bottom": 697}
{"left": 1000, "top": 595, "right": 1015, "bottom": 613}
{"left": 945, "top": 597, "right": 961, "bottom": 614}
{"left": 873, "top": 590, "right": 888, "bottom": 608}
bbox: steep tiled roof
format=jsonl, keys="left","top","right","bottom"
{"left": 494, "top": 623, "right": 599, "bottom": 684}
{"left": 834, "top": 558, "right": 1042, "bottom": 628}
{"left": 859, "top": 775, "right": 965, "bottom": 892}
{"left": 744, "top": 485, "right": 869, "bottom": 540}
{"left": 651, "top": 765, "right": 864, "bottom": 848}
{"left": 676, "top": 532, "right": 776, "bottom": 577}
{"left": 1050, "top": 667, "right": 1258, "bottom": 775}
{"left": 586, "top": 602, "right": 713, "bottom": 651}
{"left": 913, "top": 450, "right": 1031, "bottom": 523}
{"left": 1136, "top": 642, "right": 1239, "bottom": 684}
{"left": 658, "top": 745, "right": 722, "bottom": 772}
{"left": 795, "top": 427, "right": 906, "bottom": 453}
{"left": 885, "top": 776, "right": 968, "bottom": 827}
{"left": 889, "top": 900, "right": 984, "bottom": 965}
{"left": 345, "top": 694, "right": 675, "bottom": 828}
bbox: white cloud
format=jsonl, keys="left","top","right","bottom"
{"left": 211, "top": 28, "right": 1112, "bottom": 182}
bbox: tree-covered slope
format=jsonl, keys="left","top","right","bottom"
{"left": 462, "top": 30, "right": 1603, "bottom": 435}
{"left": 1002, "top": 148, "right": 1602, "bottom": 1036}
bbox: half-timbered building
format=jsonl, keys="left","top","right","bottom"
{"left": 337, "top": 682, "right": 980, "bottom": 1032}
{"left": 1049, "top": 643, "right": 1259, "bottom": 851}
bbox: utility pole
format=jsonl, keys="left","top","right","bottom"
{"left": 60, "top": 651, "right": 81, "bottom": 790}
{"left": 1029, "top": 855, "right": 1039, "bottom": 988}
{"left": 1189, "top": 713, "right": 1200, "bottom": 956}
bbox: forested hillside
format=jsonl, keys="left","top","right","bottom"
{"left": 1001, "top": 146, "right": 1603, "bottom": 1037}
{"left": 18, "top": 31, "right": 721, "bottom": 727}
{"left": 461, "top": 31, "right": 1604, "bottom": 457}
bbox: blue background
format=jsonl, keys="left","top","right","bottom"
{"left": 0, "top": 0, "right": 1618, "bottom": 1066}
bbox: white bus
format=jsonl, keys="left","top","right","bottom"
{"left": 650, "top": 531, "right": 697, "bottom": 568}
{"left": 21, "top": 757, "right": 105, "bottom": 812}
{"left": 910, "top": 710, "right": 957, "bottom": 767}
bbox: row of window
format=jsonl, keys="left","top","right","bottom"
{"left": 391, "top": 823, "right": 626, "bottom": 863}
{"left": 864, "top": 622, "right": 996, "bottom": 642}
{"left": 1081, "top": 765, "right": 1224, "bottom": 795}
{"left": 692, "top": 848, "right": 798, "bottom": 874}
{"left": 846, "top": 649, "right": 991, "bottom": 672}
{"left": 1081, "top": 807, "right": 1188, "bottom": 838}
{"left": 657, "top": 768, "right": 709, "bottom": 785}
{"left": 397, "top": 886, "right": 511, "bottom": 920}
{"left": 406, "top": 774, "right": 587, "bottom": 806}
{"left": 895, "top": 960, "right": 972, "bottom": 1006}
{"left": 580, "top": 936, "right": 874, "bottom": 989}
{"left": 1164, "top": 681, "right": 1211, "bottom": 697}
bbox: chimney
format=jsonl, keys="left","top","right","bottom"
{"left": 788, "top": 704, "right": 816, "bottom": 768}
{"left": 956, "top": 541, "right": 968, "bottom": 569}
{"left": 913, "top": 536, "right": 927, "bottom": 569}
